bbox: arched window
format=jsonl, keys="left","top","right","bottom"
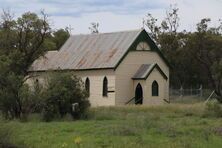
{"left": 103, "top": 77, "right": 108, "bottom": 97}
{"left": 85, "top": 77, "right": 90, "bottom": 96}
{"left": 152, "top": 81, "right": 159, "bottom": 96}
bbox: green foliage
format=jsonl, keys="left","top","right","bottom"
{"left": 0, "top": 11, "right": 51, "bottom": 75}
{"left": 144, "top": 6, "right": 200, "bottom": 88}
{"left": 18, "top": 83, "right": 44, "bottom": 121}
{"left": 52, "top": 29, "right": 70, "bottom": 50}
{"left": 204, "top": 101, "right": 222, "bottom": 117}
{"left": 0, "top": 10, "right": 51, "bottom": 119}
{"left": 42, "top": 73, "right": 90, "bottom": 121}
{"left": 0, "top": 72, "right": 24, "bottom": 119}
{"left": 144, "top": 5, "right": 222, "bottom": 98}
{"left": 0, "top": 10, "right": 70, "bottom": 119}
{"left": 186, "top": 19, "right": 222, "bottom": 101}
{"left": 44, "top": 28, "right": 70, "bottom": 51}
{"left": 0, "top": 73, "right": 44, "bottom": 120}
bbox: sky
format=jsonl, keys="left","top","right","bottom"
{"left": 1, "top": 0, "right": 222, "bottom": 34}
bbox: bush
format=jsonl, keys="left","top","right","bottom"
{"left": 0, "top": 72, "right": 45, "bottom": 120}
{"left": 18, "top": 83, "right": 45, "bottom": 121}
{"left": 204, "top": 101, "right": 222, "bottom": 117}
{"left": 0, "top": 73, "right": 24, "bottom": 119}
{"left": 42, "top": 72, "right": 90, "bottom": 121}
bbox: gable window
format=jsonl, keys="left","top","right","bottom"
{"left": 103, "top": 77, "right": 108, "bottom": 97}
{"left": 85, "top": 77, "right": 90, "bottom": 96}
{"left": 152, "top": 81, "right": 159, "bottom": 96}
{"left": 136, "top": 42, "right": 150, "bottom": 50}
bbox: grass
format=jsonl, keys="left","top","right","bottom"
{"left": 1, "top": 102, "right": 222, "bottom": 148}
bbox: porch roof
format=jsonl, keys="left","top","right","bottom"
{"left": 132, "top": 63, "right": 168, "bottom": 80}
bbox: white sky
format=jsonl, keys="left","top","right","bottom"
{"left": 1, "top": 0, "right": 222, "bottom": 34}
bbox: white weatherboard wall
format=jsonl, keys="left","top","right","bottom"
{"left": 27, "top": 69, "right": 116, "bottom": 107}
{"left": 115, "top": 51, "right": 169, "bottom": 105}
{"left": 27, "top": 51, "right": 169, "bottom": 106}
{"left": 145, "top": 68, "right": 168, "bottom": 104}
{"left": 73, "top": 69, "right": 115, "bottom": 107}
{"left": 133, "top": 68, "right": 167, "bottom": 105}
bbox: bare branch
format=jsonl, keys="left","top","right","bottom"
{"left": 89, "top": 22, "right": 99, "bottom": 34}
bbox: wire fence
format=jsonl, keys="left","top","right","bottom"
{"left": 169, "top": 85, "right": 218, "bottom": 104}
{"left": 170, "top": 85, "right": 203, "bottom": 98}
{"left": 169, "top": 85, "right": 215, "bottom": 103}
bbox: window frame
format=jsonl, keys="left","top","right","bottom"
{"left": 85, "top": 77, "right": 90, "bottom": 96}
{"left": 152, "top": 80, "right": 159, "bottom": 96}
{"left": 102, "top": 76, "right": 108, "bottom": 97}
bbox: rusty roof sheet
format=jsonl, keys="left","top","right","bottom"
{"left": 29, "top": 51, "right": 58, "bottom": 71}
{"left": 29, "top": 29, "right": 143, "bottom": 71}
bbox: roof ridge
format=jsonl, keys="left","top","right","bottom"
{"left": 71, "top": 28, "right": 144, "bottom": 37}
{"left": 28, "top": 29, "right": 147, "bottom": 72}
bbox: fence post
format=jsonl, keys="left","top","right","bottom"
{"left": 180, "top": 86, "right": 183, "bottom": 98}
{"left": 200, "top": 85, "right": 203, "bottom": 97}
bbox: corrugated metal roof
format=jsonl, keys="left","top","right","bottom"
{"left": 132, "top": 63, "right": 168, "bottom": 80}
{"left": 132, "top": 64, "right": 155, "bottom": 79}
{"left": 30, "top": 51, "right": 58, "bottom": 71}
{"left": 29, "top": 29, "right": 143, "bottom": 71}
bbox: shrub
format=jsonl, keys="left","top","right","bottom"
{"left": 0, "top": 73, "right": 44, "bottom": 120}
{"left": 42, "top": 72, "right": 90, "bottom": 121}
{"left": 18, "top": 82, "right": 45, "bottom": 121}
{"left": 204, "top": 101, "right": 222, "bottom": 117}
{"left": 0, "top": 73, "right": 24, "bottom": 119}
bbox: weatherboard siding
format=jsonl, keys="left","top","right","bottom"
{"left": 115, "top": 51, "right": 169, "bottom": 105}
{"left": 27, "top": 51, "right": 169, "bottom": 106}
{"left": 145, "top": 68, "right": 167, "bottom": 104}
{"left": 27, "top": 69, "right": 116, "bottom": 107}
{"left": 72, "top": 70, "right": 115, "bottom": 107}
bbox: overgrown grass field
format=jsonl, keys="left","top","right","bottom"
{"left": 1, "top": 102, "right": 222, "bottom": 148}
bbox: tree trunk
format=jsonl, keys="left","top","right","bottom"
{"left": 215, "top": 89, "right": 222, "bottom": 103}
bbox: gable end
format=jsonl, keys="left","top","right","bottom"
{"left": 114, "top": 29, "right": 171, "bottom": 70}
{"left": 132, "top": 63, "right": 168, "bottom": 80}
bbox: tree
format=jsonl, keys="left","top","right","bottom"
{"left": 52, "top": 28, "right": 70, "bottom": 50}
{"left": 186, "top": 18, "right": 222, "bottom": 102}
{"left": 144, "top": 5, "right": 222, "bottom": 102}
{"left": 42, "top": 73, "right": 90, "bottom": 121}
{"left": 45, "top": 28, "right": 70, "bottom": 51}
{"left": 0, "top": 10, "right": 51, "bottom": 119}
{"left": 143, "top": 5, "right": 179, "bottom": 44}
{"left": 143, "top": 13, "right": 161, "bottom": 42}
{"left": 89, "top": 22, "right": 99, "bottom": 34}
{"left": 143, "top": 5, "right": 200, "bottom": 87}
{"left": 0, "top": 10, "right": 50, "bottom": 75}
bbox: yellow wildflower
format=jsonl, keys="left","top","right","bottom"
{"left": 61, "top": 142, "right": 68, "bottom": 148}
{"left": 74, "top": 136, "right": 82, "bottom": 145}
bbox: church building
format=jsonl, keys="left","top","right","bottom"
{"left": 28, "top": 29, "right": 170, "bottom": 106}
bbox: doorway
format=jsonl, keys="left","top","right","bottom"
{"left": 135, "top": 83, "right": 143, "bottom": 104}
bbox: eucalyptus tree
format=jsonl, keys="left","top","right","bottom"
{"left": 187, "top": 18, "right": 222, "bottom": 102}
{"left": 0, "top": 10, "right": 51, "bottom": 118}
